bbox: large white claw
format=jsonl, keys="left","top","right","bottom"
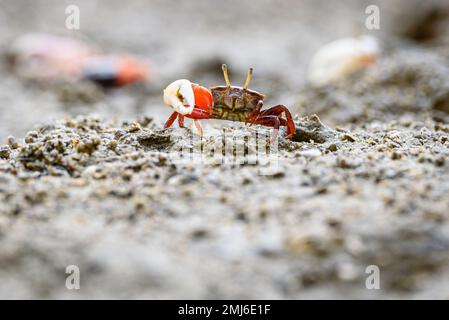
{"left": 163, "top": 79, "right": 195, "bottom": 115}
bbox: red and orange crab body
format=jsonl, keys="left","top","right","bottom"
{"left": 163, "top": 64, "right": 296, "bottom": 139}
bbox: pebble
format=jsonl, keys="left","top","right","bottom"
{"left": 341, "top": 133, "right": 356, "bottom": 142}
{"left": 0, "top": 146, "right": 10, "bottom": 159}
{"left": 7, "top": 136, "right": 19, "bottom": 149}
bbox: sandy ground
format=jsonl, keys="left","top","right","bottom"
{"left": 0, "top": 0, "right": 449, "bottom": 299}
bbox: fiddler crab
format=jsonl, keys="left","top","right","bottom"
{"left": 163, "top": 64, "right": 296, "bottom": 140}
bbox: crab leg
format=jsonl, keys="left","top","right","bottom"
{"left": 245, "top": 100, "right": 263, "bottom": 125}
{"left": 164, "top": 111, "right": 179, "bottom": 128}
{"left": 258, "top": 105, "right": 296, "bottom": 139}
{"left": 189, "top": 107, "right": 212, "bottom": 119}
{"left": 178, "top": 114, "right": 185, "bottom": 128}
{"left": 246, "top": 103, "right": 296, "bottom": 139}
{"left": 252, "top": 115, "right": 281, "bottom": 141}
{"left": 193, "top": 119, "right": 203, "bottom": 136}
{"left": 164, "top": 112, "right": 186, "bottom": 129}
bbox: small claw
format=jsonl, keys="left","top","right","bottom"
{"left": 250, "top": 114, "right": 259, "bottom": 127}
{"left": 163, "top": 79, "right": 195, "bottom": 115}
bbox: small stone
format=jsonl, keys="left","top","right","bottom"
{"left": 127, "top": 122, "right": 142, "bottom": 133}
{"left": 137, "top": 116, "right": 154, "bottom": 127}
{"left": 271, "top": 171, "right": 285, "bottom": 179}
{"left": 114, "top": 129, "right": 128, "bottom": 140}
{"left": 7, "top": 136, "right": 19, "bottom": 149}
{"left": 316, "top": 185, "right": 328, "bottom": 194}
{"left": 417, "top": 154, "right": 427, "bottom": 163}
{"left": 191, "top": 229, "right": 209, "bottom": 239}
{"left": 326, "top": 218, "right": 341, "bottom": 229}
{"left": 76, "top": 138, "right": 101, "bottom": 155}
{"left": 391, "top": 151, "right": 402, "bottom": 160}
{"left": 109, "top": 140, "right": 118, "bottom": 151}
{"left": 327, "top": 143, "right": 337, "bottom": 152}
{"left": 25, "top": 131, "right": 38, "bottom": 143}
{"left": 121, "top": 169, "right": 133, "bottom": 181}
{"left": 130, "top": 152, "right": 140, "bottom": 161}
{"left": 341, "top": 133, "right": 356, "bottom": 142}
{"left": 0, "top": 146, "right": 10, "bottom": 159}
{"left": 336, "top": 157, "right": 358, "bottom": 169}
{"left": 435, "top": 156, "right": 445, "bottom": 167}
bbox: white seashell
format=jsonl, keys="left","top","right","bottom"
{"left": 308, "top": 36, "right": 380, "bottom": 86}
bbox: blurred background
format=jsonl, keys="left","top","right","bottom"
{"left": 1, "top": 0, "right": 448, "bottom": 141}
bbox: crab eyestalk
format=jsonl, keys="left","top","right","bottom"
{"left": 242, "top": 67, "right": 253, "bottom": 90}
{"left": 163, "top": 79, "right": 195, "bottom": 115}
{"left": 221, "top": 64, "right": 231, "bottom": 87}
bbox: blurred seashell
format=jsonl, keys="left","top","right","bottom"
{"left": 307, "top": 36, "right": 380, "bottom": 86}
{"left": 82, "top": 55, "right": 149, "bottom": 87}
{"left": 8, "top": 33, "right": 149, "bottom": 87}
{"left": 8, "top": 33, "right": 96, "bottom": 81}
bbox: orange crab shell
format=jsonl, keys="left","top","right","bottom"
{"left": 191, "top": 83, "right": 213, "bottom": 115}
